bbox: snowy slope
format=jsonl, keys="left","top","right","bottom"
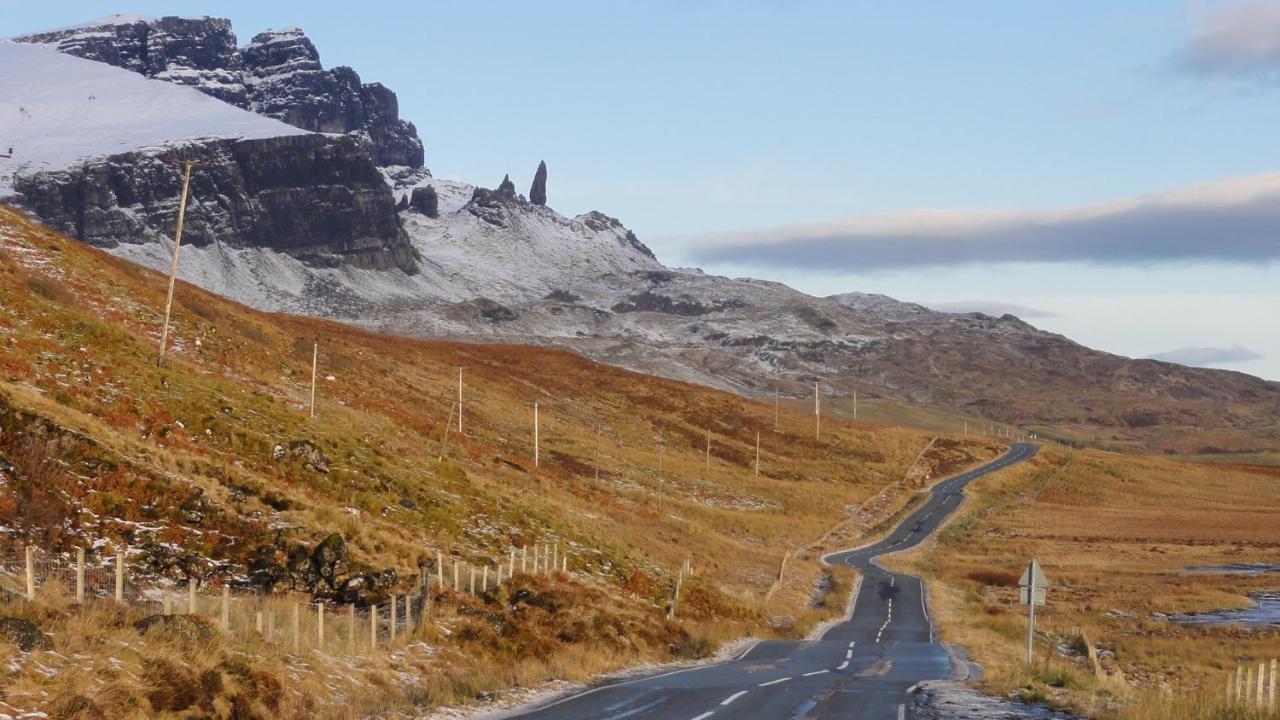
{"left": 0, "top": 41, "right": 307, "bottom": 195}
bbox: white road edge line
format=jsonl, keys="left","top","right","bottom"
{"left": 758, "top": 677, "right": 791, "bottom": 687}
{"left": 720, "top": 691, "right": 747, "bottom": 706}
{"left": 837, "top": 660, "right": 849, "bottom": 670}
{"left": 803, "top": 670, "right": 830, "bottom": 677}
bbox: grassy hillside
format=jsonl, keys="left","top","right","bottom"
{"left": 0, "top": 206, "right": 1003, "bottom": 717}
{"left": 885, "top": 446, "right": 1280, "bottom": 719}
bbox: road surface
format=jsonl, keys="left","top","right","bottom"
{"left": 505, "top": 443, "right": 1039, "bottom": 720}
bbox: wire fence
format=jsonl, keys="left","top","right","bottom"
{"left": 0, "top": 541, "right": 576, "bottom": 656}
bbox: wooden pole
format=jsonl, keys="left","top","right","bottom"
{"left": 814, "top": 382, "right": 820, "bottom": 441}
{"left": 454, "top": 560, "right": 460, "bottom": 591}
{"left": 533, "top": 401, "right": 539, "bottom": 468}
{"left": 469, "top": 566, "right": 476, "bottom": 594}
{"left": 257, "top": 611, "right": 265, "bottom": 637}
{"left": 292, "top": 603, "right": 300, "bottom": 652}
{"left": 457, "top": 366, "right": 463, "bottom": 434}
{"left": 164, "top": 590, "right": 172, "bottom": 616}
{"left": 1269, "top": 658, "right": 1276, "bottom": 709}
{"left": 552, "top": 544, "right": 558, "bottom": 573}
{"left": 705, "top": 428, "right": 711, "bottom": 476}
{"left": 390, "top": 594, "right": 398, "bottom": 640}
{"left": 755, "top": 431, "right": 760, "bottom": 478}
{"left": 115, "top": 548, "right": 125, "bottom": 604}
{"left": 157, "top": 159, "right": 200, "bottom": 366}
{"left": 317, "top": 604, "right": 324, "bottom": 647}
{"left": 24, "top": 546, "right": 34, "bottom": 601}
{"left": 509, "top": 549, "right": 516, "bottom": 577}
{"left": 1258, "top": 662, "right": 1265, "bottom": 707}
{"left": 437, "top": 551, "right": 444, "bottom": 586}
{"left": 853, "top": 390, "right": 858, "bottom": 420}
{"left": 221, "top": 585, "right": 230, "bottom": 630}
{"left": 521, "top": 545, "right": 528, "bottom": 573}
{"left": 309, "top": 340, "right": 318, "bottom": 418}
{"left": 75, "top": 547, "right": 85, "bottom": 603}
{"left": 482, "top": 566, "right": 489, "bottom": 591}
{"left": 188, "top": 578, "right": 197, "bottom": 615}
{"left": 774, "top": 383, "right": 779, "bottom": 429}
{"left": 371, "top": 603, "right": 378, "bottom": 648}
{"left": 594, "top": 429, "right": 601, "bottom": 486}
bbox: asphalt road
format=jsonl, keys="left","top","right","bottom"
{"left": 505, "top": 443, "right": 1039, "bottom": 720}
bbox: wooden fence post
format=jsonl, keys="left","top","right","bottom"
{"left": 24, "top": 546, "right": 34, "bottom": 601}
{"left": 256, "top": 611, "right": 264, "bottom": 636}
{"left": 317, "top": 604, "right": 324, "bottom": 648}
{"left": 437, "top": 551, "right": 444, "bottom": 587}
{"left": 163, "top": 590, "right": 172, "bottom": 615}
{"left": 115, "top": 548, "right": 125, "bottom": 604}
{"left": 1270, "top": 658, "right": 1276, "bottom": 709}
{"left": 292, "top": 603, "right": 300, "bottom": 652}
{"left": 187, "top": 578, "right": 197, "bottom": 615}
{"left": 469, "top": 567, "right": 476, "bottom": 595}
{"left": 349, "top": 605, "right": 356, "bottom": 653}
{"left": 482, "top": 566, "right": 489, "bottom": 592}
{"left": 75, "top": 547, "right": 85, "bottom": 603}
{"left": 522, "top": 545, "right": 528, "bottom": 573}
{"left": 509, "top": 549, "right": 516, "bottom": 577}
{"left": 390, "top": 594, "right": 398, "bottom": 640}
{"left": 266, "top": 612, "right": 275, "bottom": 643}
{"left": 370, "top": 603, "right": 378, "bottom": 648}
{"left": 454, "top": 561, "right": 460, "bottom": 591}
{"left": 1258, "top": 662, "right": 1265, "bottom": 707}
{"left": 221, "top": 585, "right": 230, "bottom": 630}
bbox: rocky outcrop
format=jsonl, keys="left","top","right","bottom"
{"left": 497, "top": 174, "right": 518, "bottom": 198}
{"left": 530, "top": 161, "right": 548, "bottom": 206}
{"left": 12, "top": 134, "right": 417, "bottom": 273}
{"left": 14, "top": 17, "right": 424, "bottom": 168}
{"left": 410, "top": 185, "right": 439, "bottom": 218}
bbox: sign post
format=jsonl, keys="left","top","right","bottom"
{"left": 1019, "top": 559, "right": 1048, "bottom": 667}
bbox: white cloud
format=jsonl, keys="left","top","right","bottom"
{"left": 926, "top": 300, "right": 1057, "bottom": 318}
{"left": 1148, "top": 345, "right": 1265, "bottom": 366}
{"left": 1181, "top": 2, "right": 1280, "bottom": 77}
{"left": 685, "top": 171, "right": 1280, "bottom": 271}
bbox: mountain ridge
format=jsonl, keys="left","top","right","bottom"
{"left": 3, "top": 15, "right": 1279, "bottom": 455}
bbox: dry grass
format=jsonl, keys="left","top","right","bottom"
{"left": 884, "top": 446, "right": 1280, "bottom": 718}
{"left": 0, "top": 207, "right": 1004, "bottom": 715}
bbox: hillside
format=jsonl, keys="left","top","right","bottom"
{"left": 0, "top": 206, "right": 1002, "bottom": 717}
{"left": 5, "top": 15, "right": 1279, "bottom": 457}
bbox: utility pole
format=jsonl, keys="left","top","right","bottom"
{"left": 705, "top": 428, "right": 711, "bottom": 477}
{"left": 309, "top": 340, "right": 318, "bottom": 418}
{"left": 853, "top": 390, "right": 858, "bottom": 421}
{"left": 657, "top": 441, "right": 665, "bottom": 511}
{"left": 774, "top": 383, "right": 779, "bottom": 430}
{"left": 533, "top": 401, "right": 540, "bottom": 468}
{"left": 457, "top": 367, "right": 463, "bottom": 434}
{"left": 156, "top": 156, "right": 212, "bottom": 366}
{"left": 814, "top": 382, "right": 821, "bottom": 441}
{"left": 755, "top": 431, "right": 760, "bottom": 478}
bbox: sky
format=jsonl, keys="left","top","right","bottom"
{"left": 6, "top": 1, "right": 1280, "bottom": 379}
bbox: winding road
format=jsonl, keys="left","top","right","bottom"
{"left": 505, "top": 443, "right": 1039, "bottom": 720}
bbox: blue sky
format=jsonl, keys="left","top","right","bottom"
{"left": 7, "top": 1, "right": 1280, "bottom": 379}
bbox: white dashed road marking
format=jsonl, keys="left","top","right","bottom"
{"left": 759, "top": 677, "right": 791, "bottom": 687}
{"left": 721, "top": 691, "right": 747, "bottom": 706}
{"left": 803, "top": 670, "right": 830, "bottom": 677}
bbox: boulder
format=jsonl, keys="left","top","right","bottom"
{"left": 0, "top": 616, "right": 50, "bottom": 651}
{"left": 410, "top": 185, "right": 439, "bottom": 218}
{"left": 134, "top": 614, "right": 216, "bottom": 643}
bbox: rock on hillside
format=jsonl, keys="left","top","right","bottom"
{"left": 14, "top": 15, "right": 424, "bottom": 167}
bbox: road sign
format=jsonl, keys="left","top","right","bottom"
{"left": 1019, "top": 559, "right": 1048, "bottom": 593}
{"left": 1019, "top": 559, "right": 1049, "bottom": 666}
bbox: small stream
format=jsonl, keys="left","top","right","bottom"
{"left": 1170, "top": 593, "right": 1280, "bottom": 629}
{"left": 1169, "top": 564, "right": 1280, "bottom": 629}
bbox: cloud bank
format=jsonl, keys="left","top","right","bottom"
{"left": 1148, "top": 345, "right": 1265, "bottom": 366}
{"left": 1180, "top": 2, "right": 1280, "bottom": 77}
{"left": 927, "top": 300, "right": 1057, "bottom": 319}
{"left": 686, "top": 172, "right": 1280, "bottom": 272}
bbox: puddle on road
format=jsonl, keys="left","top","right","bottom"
{"left": 1170, "top": 593, "right": 1280, "bottom": 629}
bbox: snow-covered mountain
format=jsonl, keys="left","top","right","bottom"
{"left": 3, "top": 15, "right": 1279, "bottom": 454}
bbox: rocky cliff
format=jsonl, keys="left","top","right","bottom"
{"left": 14, "top": 16, "right": 424, "bottom": 168}
{"left": 13, "top": 133, "right": 415, "bottom": 272}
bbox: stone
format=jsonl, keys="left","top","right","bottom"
{"left": 134, "top": 614, "right": 216, "bottom": 643}
{"left": 497, "top": 174, "right": 517, "bottom": 198}
{"left": 410, "top": 186, "right": 439, "bottom": 218}
{"left": 0, "top": 616, "right": 50, "bottom": 651}
{"left": 530, "top": 160, "right": 547, "bottom": 205}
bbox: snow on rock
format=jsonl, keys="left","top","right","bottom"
{"left": 0, "top": 41, "right": 306, "bottom": 196}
